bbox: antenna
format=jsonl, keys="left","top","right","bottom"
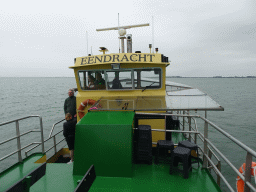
{"left": 118, "top": 13, "right": 120, "bottom": 53}
{"left": 96, "top": 23, "right": 149, "bottom": 53}
{"left": 96, "top": 23, "right": 150, "bottom": 31}
{"left": 152, "top": 16, "right": 154, "bottom": 53}
{"left": 86, "top": 31, "right": 88, "bottom": 55}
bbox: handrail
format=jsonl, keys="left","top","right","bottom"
{"left": 0, "top": 130, "right": 33, "bottom": 145}
{"left": 136, "top": 126, "right": 233, "bottom": 190}
{"left": 201, "top": 146, "right": 235, "bottom": 192}
{"left": 135, "top": 112, "right": 256, "bottom": 192}
{"left": 0, "top": 115, "right": 41, "bottom": 126}
{"left": 136, "top": 112, "right": 256, "bottom": 158}
{"left": 194, "top": 129, "right": 220, "bottom": 162}
{"left": 48, "top": 118, "right": 65, "bottom": 138}
{"left": 199, "top": 116, "right": 256, "bottom": 157}
{"left": 166, "top": 112, "right": 255, "bottom": 191}
{"left": 0, "top": 115, "right": 44, "bottom": 164}
{"left": 0, "top": 116, "right": 66, "bottom": 171}
{"left": 2, "top": 113, "right": 256, "bottom": 191}
{"left": 183, "top": 115, "right": 220, "bottom": 163}
{"left": 25, "top": 129, "right": 64, "bottom": 156}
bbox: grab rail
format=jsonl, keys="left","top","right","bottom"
{"left": 1, "top": 113, "right": 256, "bottom": 192}
{"left": 0, "top": 116, "right": 44, "bottom": 163}
{"left": 48, "top": 119, "right": 65, "bottom": 138}
{"left": 25, "top": 129, "right": 65, "bottom": 157}
{"left": 0, "top": 116, "right": 66, "bottom": 169}
{"left": 135, "top": 112, "right": 256, "bottom": 192}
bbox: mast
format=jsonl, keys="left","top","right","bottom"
{"left": 152, "top": 16, "right": 154, "bottom": 53}
{"left": 118, "top": 13, "right": 120, "bottom": 53}
{"left": 86, "top": 31, "right": 88, "bottom": 55}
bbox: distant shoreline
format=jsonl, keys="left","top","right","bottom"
{"left": 167, "top": 76, "right": 256, "bottom": 78}
{"left": 0, "top": 76, "right": 255, "bottom": 78}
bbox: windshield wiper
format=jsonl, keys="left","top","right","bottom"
{"left": 142, "top": 82, "right": 156, "bottom": 92}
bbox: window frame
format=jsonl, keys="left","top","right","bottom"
{"left": 78, "top": 70, "right": 106, "bottom": 91}
{"left": 77, "top": 67, "right": 162, "bottom": 91}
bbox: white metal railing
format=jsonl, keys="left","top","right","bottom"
{"left": 48, "top": 119, "right": 65, "bottom": 139}
{"left": 0, "top": 116, "right": 66, "bottom": 169}
{"left": 135, "top": 112, "right": 256, "bottom": 192}
{"left": 0, "top": 116, "right": 44, "bottom": 163}
{"left": 24, "top": 129, "right": 65, "bottom": 157}
{"left": 1, "top": 113, "right": 256, "bottom": 192}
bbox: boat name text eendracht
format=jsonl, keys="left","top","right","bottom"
{"left": 80, "top": 53, "right": 157, "bottom": 65}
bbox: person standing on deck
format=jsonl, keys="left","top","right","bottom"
{"left": 64, "top": 89, "right": 77, "bottom": 122}
{"left": 63, "top": 113, "right": 76, "bottom": 164}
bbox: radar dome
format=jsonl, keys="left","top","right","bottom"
{"left": 118, "top": 28, "right": 126, "bottom": 36}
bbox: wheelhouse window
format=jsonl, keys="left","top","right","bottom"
{"left": 134, "top": 68, "right": 161, "bottom": 89}
{"left": 78, "top": 67, "right": 161, "bottom": 91}
{"left": 78, "top": 70, "right": 106, "bottom": 90}
{"left": 106, "top": 70, "right": 132, "bottom": 89}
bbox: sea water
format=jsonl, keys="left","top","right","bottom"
{"left": 0, "top": 77, "right": 77, "bottom": 174}
{"left": 0, "top": 77, "right": 255, "bottom": 191}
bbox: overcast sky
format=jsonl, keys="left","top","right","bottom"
{"left": 1, "top": 0, "right": 255, "bottom": 77}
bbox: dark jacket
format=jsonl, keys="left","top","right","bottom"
{"left": 64, "top": 96, "right": 76, "bottom": 116}
{"left": 112, "top": 79, "right": 122, "bottom": 89}
{"left": 63, "top": 120, "right": 76, "bottom": 137}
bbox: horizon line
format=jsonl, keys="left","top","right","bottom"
{"left": 0, "top": 76, "right": 255, "bottom": 78}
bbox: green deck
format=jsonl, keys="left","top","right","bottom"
{"left": 30, "top": 163, "right": 83, "bottom": 191}
{"left": 90, "top": 162, "right": 221, "bottom": 192}
{"left": 0, "top": 153, "right": 44, "bottom": 192}
{"left": 0, "top": 153, "right": 221, "bottom": 191}
{"left": 29, "top": 159, "right": 220, "bottom": 192}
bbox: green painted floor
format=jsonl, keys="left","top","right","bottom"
{"left": 0, "top": 153, "right": 43, "bottom": 192}
{"left": 0, "top": 132, "right": 221, "bottom": 192}
{"left": 30, "top": 163, "right": 83, "bottom": 192}
{"left": 29, "top": 160, "right": 221, "bottom": 192}
{"left": 89, "top": 162, "right": 221, "bottom": 192}
{"left": 171, "top": 132, "right": 185, "bottom": 144}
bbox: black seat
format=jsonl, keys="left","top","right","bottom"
{"left": 178, "top": 140, "right": 199, "bottom": 168}
{"left": 155, "top": 140, "right": 174, "bottom": 164}
{"left": 136, "top": 125, "right": 152, "bottom": 164}
{"left": 170, "top": 147, "right": 192, "bottom": 179}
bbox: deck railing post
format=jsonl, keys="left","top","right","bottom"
{"left": 194, "top": 125, "right": 197, "bottom": 144}
{"left": 165, "top": 115, "right": 166, "bottom": 139}
{"left": 39, "top": 117, "right": 45, "bottom": 154}
{"left": 244, "top": 152, "right": 252, "bottom": 192}
{"left": 208, "top": 149, "right": 213, "bottom": 173}
{"left": 15, "top": 120, "right": 22, "bottom": 163}
{"left": 217, "top": 160, "right": 221, "bottom": 187}
{"left": 53, "top": 135, "right": 57, "bottom": 154}
{"left": 203, "top": 111, "right": 208, "bottom": 168}
{"left": 182, "top": 111, "right": 185, "bottom": 131}
{"left": 188, "top": 116, "right": 191, "bottom": 142}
